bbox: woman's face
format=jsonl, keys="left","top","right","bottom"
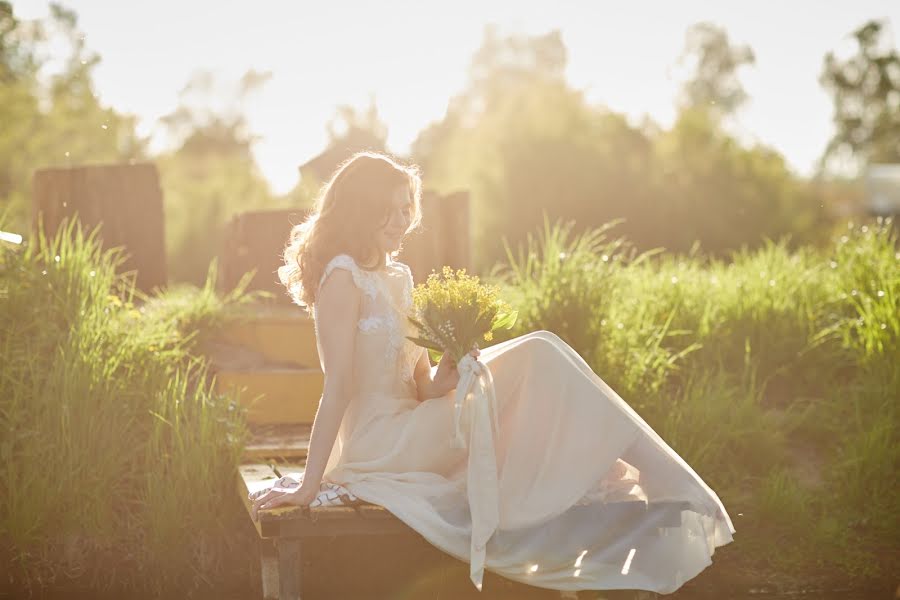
{"left": 374, "top": 184, "right": 413, "bottom": 255}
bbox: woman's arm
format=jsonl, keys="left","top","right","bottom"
{"left": 301, "top": 268, "right": 361, "bottom": 489}
{"left": 413, "top": 347, "right": 446, "bottom": 402}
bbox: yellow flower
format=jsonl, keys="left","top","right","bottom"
{"left": 409, "top": 264, "right": 514, "bottom": 360}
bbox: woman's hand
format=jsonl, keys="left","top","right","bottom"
{"left": 433, "top": 344, "right": 481, "bottom": 396}
{"left": 249, "top": 476, "right": 319, "bottom": 521}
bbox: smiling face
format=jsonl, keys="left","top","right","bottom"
{"left": 373, "top": 184, "right": 414, "bottom": 257}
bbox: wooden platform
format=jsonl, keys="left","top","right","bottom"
{"left": 222, "top": 307, "right": 666, "bottom": 599}
{"left": 238, "top": 461, "right": 411, "bottom": 539}
{"left": 237, "top": 424, "right": 415, "bottom": 599}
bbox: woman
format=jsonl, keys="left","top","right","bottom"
{"left": 251, "top": 151, "right": 735, "bottom": 595}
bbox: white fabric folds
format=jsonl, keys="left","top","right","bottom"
{"left": 452, "top": 353, "right": 501, "bottom": 590}
{"left": 312, "top": 253, "right": 736, "bottom": 595}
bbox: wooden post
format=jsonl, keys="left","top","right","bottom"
{"left": 277, "top": 538, "right": 302, "bottom": 600}
{"left": 260, "top": 538, "right": 281, "bottom": 599}
{"left": 31, "top": 162, "right": 167, "bottom": 294}
{"left": 260, "top": 537, "right": 303, "bottom": 600}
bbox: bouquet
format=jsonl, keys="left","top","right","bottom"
{"left": 404, "top": 266, "right": 517, "bottom": 363}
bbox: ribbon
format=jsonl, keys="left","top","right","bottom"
{"left": 452, "top": 353, "right": 501, "bottom": 591}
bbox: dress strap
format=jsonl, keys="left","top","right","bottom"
{"left": 317, "top": 254, "right": 379, "bottom": 301}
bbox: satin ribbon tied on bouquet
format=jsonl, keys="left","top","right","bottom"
{"left": 452, "top": 351, "right": 501, "bottom": 591}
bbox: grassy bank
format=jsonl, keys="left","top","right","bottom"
{"left": 0, "top": 217, "right": 263, "bottom": 598}
{"left": 490, "top": 214, "right": 899, "bottom": 590}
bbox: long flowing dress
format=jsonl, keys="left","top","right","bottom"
{"left": 308, "top": 253, "right": 735, "bottom": 595}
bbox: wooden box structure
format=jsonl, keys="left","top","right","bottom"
{"left": 219, "top": 190, "right": 470, "bottom": 303}
{"left": 31, "top": 162, "right": 167, "bottom": 293}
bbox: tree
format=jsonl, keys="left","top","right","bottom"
{"left": 411, "top": 26, "right": 567, "bottom": 170}
{"left": 159, "top": 68, "right": 272, "bottom": 160}
{"left": 676, "top": 22, "right": 756, "bottom": 119}
{"left": 820, "top": 19, "right": 900, "bottom": 172}
{"left": 411, "top": 28, "right": 657, "bottom": 271}
{"left": 325, "top": 95, "right": 388, "bottom": 148}
{"left": 0, "top": 2, "right": 147, "bottom": 233}
{"left": 655, "top": 107, "right": 824, "bottom": 254}
{"left": 156, "top": 69, "right": 278, "bottom": 284}
{"left": 413, "top": 24, "right": 825, "bottom": 268}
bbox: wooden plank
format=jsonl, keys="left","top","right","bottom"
{"left": 237, "top": 463, "right": 279, "bottom": 537}
{"left": 278, "top": 514, "right": 413, "bottom": 538}
{"left": 238, "top": 460, "right": 411, "bottom": 539}
{"left": 244, "top": 423, "right": 311, "bottom": 461}
{"left": 215, "top": 367, "right": 323, "bottom": 424}
{"left": 262, "top": 461, "right": 385, "bottom": 525}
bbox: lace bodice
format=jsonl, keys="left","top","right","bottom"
{"left": 312, "top": 253, "right": 423, "bottom": 390}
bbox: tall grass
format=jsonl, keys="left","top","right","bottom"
{"left": 2, "top": 210, "right": 896, "bottom": 594}
{"left": 0, "top": 215, "right": 262, "bottom": 597}
{"left": 488, "top": 212, "right": 670, "bottom": 386}
{"left": 489, "top": 215, "right": 899, "bottom": 582}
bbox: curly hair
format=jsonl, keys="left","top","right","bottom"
{"left": 277, "top": 151, "right": 424, "bottom": 313}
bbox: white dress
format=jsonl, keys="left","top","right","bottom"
{"left": 309, "top": 253, "right": 735, "bottom": 595}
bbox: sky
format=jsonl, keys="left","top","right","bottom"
{"left": 14, "top": 1, "right": 900, "bottom": 194}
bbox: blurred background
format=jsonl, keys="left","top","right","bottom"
{"left": 4, "top": 1, "right": 900, "bottom": 281}
{"left": 1, "top": 2, "right": 898, "bottom": 599}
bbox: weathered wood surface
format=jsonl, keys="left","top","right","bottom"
{"left": 220, "top": 208, "right": 310, "bottom": 302}
{"left": 237, "top": 461, "right": 409, "bottom": 539}
{"left": 31, "top": 162, "right": 167, "bottom": 293}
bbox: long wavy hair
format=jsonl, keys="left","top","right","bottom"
{"left": 278, "top": 151, "right": 424, "bottom": 313}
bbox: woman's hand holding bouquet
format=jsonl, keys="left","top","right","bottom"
{"left": 432, "top": 345, "right": 481, "bottom": 396}
{"left": 405, "top": 266, "right": 517, "bottom": 396}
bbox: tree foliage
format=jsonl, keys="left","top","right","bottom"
{"left": 0, "top": 2, "right": 147, "bottom": 233}
{"left": 676, "top": 22, "right": 755, "bottom": 118}
{"left": 413, "top": 25, "right": 825, "bottom": 272}
{"left": 820, "top": 19, "right": 900, "bottom": 171}
{"left": 325, "top": 95, "right": 389, "bottom": 148}
{"left": 156, "top": 69, "right": 279, "bottom": 283}
{"left": 0, "top": 6, "right": 839, "bottom": 282}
